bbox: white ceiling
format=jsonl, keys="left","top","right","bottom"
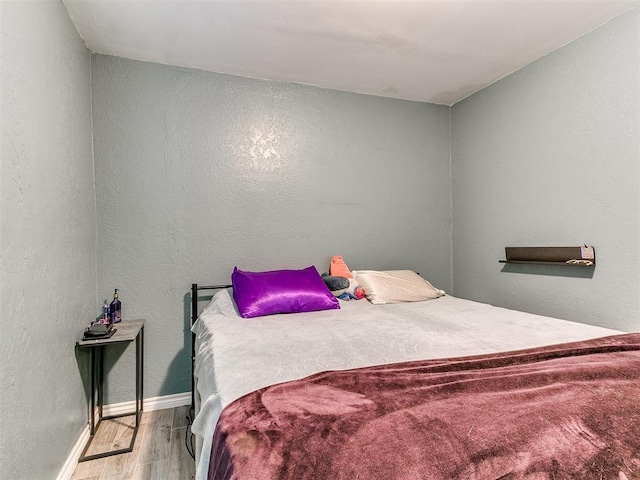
{"left": 63, "top": 0, "right": 639, "bottom": 105}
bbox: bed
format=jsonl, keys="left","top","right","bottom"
{"left": 189, "top": 270, "right": 639, "bottom": 480}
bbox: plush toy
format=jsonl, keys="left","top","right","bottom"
{"left": 321, "top": 273, "right": 350, "bottom": 292}
{"left": 330, "top": 255, "right": 353, "bottom": 278}
{"left": 339, "top": 278, "right": 365, "bottom": 300}
{"left": 323, "top": 256, "right": 365, "bottom": 300}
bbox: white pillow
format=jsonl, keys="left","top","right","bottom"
{"left": 354, "top": 270, "right": 445, "bottom": 305}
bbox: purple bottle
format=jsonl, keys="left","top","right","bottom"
{"left": 110, "top": 289, "right": 121, "bottom": 323}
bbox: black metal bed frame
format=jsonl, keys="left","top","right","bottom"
{"left": 190, "top": 283, "right": 232, "bottom": 413}
{"left": 187, "top": 283, "right": 232, "bottom": 459}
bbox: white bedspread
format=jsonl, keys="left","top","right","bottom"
{"left": 191, "top": 289, "right": 619, "bottom": 480}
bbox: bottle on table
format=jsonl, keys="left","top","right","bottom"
{"left": 110, "top": 288, "right": 122, "bottom": 323}
{"left": 102, "top": 303, "right": 110, "bottom": 324}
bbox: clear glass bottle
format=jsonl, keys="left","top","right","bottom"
{"left": 110, "top": 288, "right": 122, "bottom": 323}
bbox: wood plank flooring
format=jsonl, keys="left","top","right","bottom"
{"left": 71, "top": 406, "right": 195, "bottom": 480}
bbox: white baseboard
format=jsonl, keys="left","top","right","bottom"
{"left": 102, "top": 391, "right": 191, "bottom": 416}
{"left": 56, "top": 424, "right": 90, "bottom": 480}
{"left": 57, "top": 392, "right": 190, "bottom": 480}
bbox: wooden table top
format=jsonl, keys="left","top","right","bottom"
{"left": 78, "top": 319, "right": 145, "bottom": 347}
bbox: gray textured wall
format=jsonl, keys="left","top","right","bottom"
{"left": 1, "top": 2, "right": 96, "bottom": 478}
{"left": 451, "top": 8, "right": 639, "bottom": 331}
{"left": 91, "top": 55, "right": 452, "bottom": 402}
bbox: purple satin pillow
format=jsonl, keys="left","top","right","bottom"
{"left": 232, "top": 266, "right": 340, "bottom": 318}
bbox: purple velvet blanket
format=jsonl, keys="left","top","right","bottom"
{"left": 209, "top": 333, "right": 640, "bottom": 480}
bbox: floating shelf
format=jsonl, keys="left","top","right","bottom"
{"left": 499, "top": 246, "right": 595, "bottom": 267}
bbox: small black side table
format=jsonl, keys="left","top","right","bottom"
{"left": 77, "top": 319, "right": 144, "bottom": 462}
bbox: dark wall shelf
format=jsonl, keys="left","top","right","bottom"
{"left": 499, "top": 260, "right": 594, "bottom": 267}
{"left": 499, "top": 246, "right": 595, "bottom": 267}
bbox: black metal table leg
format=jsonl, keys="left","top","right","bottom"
{"left": 90, "top": 348, "right": 96, "bottom": 435}
{"left": 140, "top": 326, "right": 144, "bottom": 412}
{"left": 98, "top": 345, "right": 104, "bottom": 421}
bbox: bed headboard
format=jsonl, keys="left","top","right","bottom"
{"left": 190, "top": 283, "right": 232, "bottom": 411}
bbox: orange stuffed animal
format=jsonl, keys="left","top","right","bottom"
{"left": 330, "top": 256, "right": 353, "bottom": 278}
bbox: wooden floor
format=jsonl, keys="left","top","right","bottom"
{"left": 71, "top": 406, "right": 195, "bottom": 480}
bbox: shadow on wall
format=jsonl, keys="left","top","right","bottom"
{"left": 500, "top": 263, "right": 595, "bottom": 279}
{"left": 76, "top": 337, "right": 132, "bottom": 408}
{"left": 76, "top": 298, "right": 138, "bottom": 407}
{"left": 159, "top": 291, "right": 214, "bottom": 401}
{"left": 74, "top": 346, "right": 92, "bottom": 419}
{"left": 74, "top": 305, "right": 112, "bottom": 405}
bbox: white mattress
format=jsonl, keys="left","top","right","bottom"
{"left": 191, "top": 289, "right": 619, "bottom": 480}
